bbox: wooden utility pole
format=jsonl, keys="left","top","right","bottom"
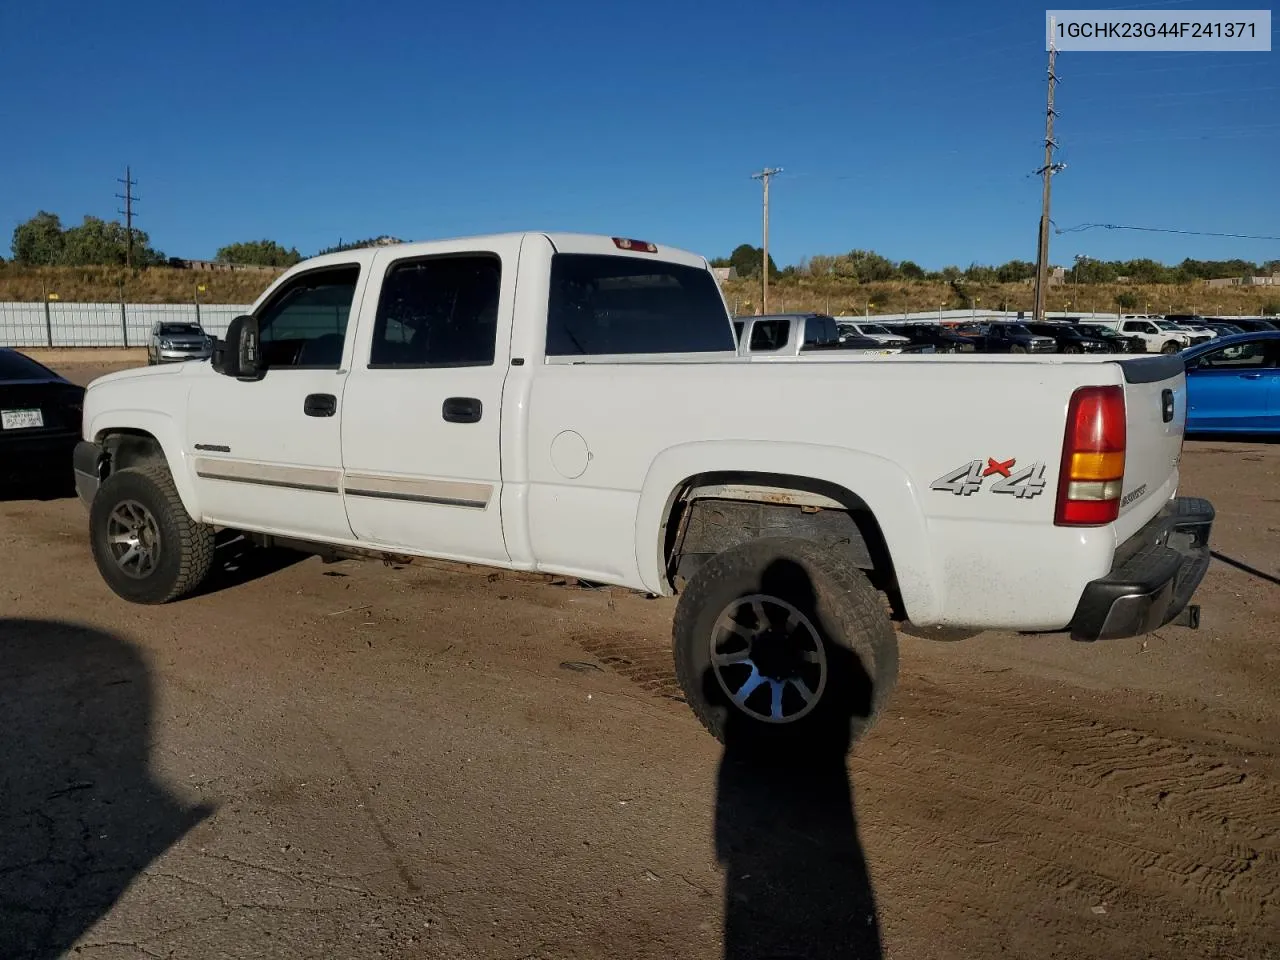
{"left": 1032, "top": 22, "right": 1064, "bottom": 323}
{"left": 115, "top": 166, "right": 139, "bottom": 267}
{"left": 752, "top": 167, "right": 782, "bottom": 314}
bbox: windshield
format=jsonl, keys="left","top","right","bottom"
{"left": 1077, "top": 325, "right": 1111, "bottom": 336}
{"left": 1156, "top": 321, "right": 1188, "bottom": 330}
{"left": 859, "top": 323, "right": 893, "bottom": 335}
{"left": 1003, "top": 324, "right": 1033, "bottom": 336}
{"left": 159, "top": 323, "right": 203, "bottom": 335}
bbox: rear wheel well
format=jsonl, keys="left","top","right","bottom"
{"left": 662, "top": 471, "right": 902, "bottom": 618}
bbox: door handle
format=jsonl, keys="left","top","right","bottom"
{"left": 304, "top": 393, "right": 337, "bottom": 417}
{"left": 442, "top": 397, "right": 482, "bottom": 423}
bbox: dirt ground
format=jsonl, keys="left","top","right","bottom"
{"left": 2, "top": 360, "right": 1277, "bottom": 960}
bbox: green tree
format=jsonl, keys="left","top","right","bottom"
{"left": 11, "top": 211, "right": 66, "bottom": 264}
{"left": 898, "top": 260, "right": 925, "bottom": 280}
{"left": 728, "top": 243, "right": 778, "bottom": 279}
{"left": 963, "top": 262, "right": 997, "bottom": 284}
{"left": 709, "top": 256, "right": 731, "bottom": 268}
{"left": 61, "top": 216, "right": 163, "bottom": 266}
{"left": 1114, "top": 291, "right": 1139, "bottom": 312}
{"left": 216, "top": 239, "right": 302, "bottom": 267}
{"left": 995, "top": 259, "right": 1035, "bottom": 283}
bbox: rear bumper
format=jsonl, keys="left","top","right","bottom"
{"left": 0, "top": 430, "right": 80, "bottom": 482}
{"left": 1067, "top": 496, "right": 1214, "bottom": 642}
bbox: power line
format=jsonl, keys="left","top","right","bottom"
{"left": 751, "top": 167, "right": 782, "bottom": 314}
{"left": 114, "top": 167, "right": 139, "bottom": 268}
{"left": 1056, "top": 222, "right": 1280, "bottom": 241}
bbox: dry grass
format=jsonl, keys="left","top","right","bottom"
{"left": 0, "top": 264, "right": 282, "bottom": 304}
{"left": 723, "top": 277, "right": 1277, "bottom": 317}
{"left": 1, "top": 263, "right": 1274, "bottom": 318}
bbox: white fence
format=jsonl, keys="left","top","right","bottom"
{"left": 0, "top": 302, "right": 253, "bottom": 348}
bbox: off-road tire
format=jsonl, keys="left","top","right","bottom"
{"left": 672, "top": 537, "right": 899, "bottom": 759}
{"left": 1161, "top": 340, "right": 1181, "bottom": 354}
{"left": 1010, "top": 344, "right": 1027, "bottom": 354}
{"left": 1063, "top": 344, "right": 1082, "bottom": 354}
{"left": 90, "top": 464, "right": 215, "bottom": 604}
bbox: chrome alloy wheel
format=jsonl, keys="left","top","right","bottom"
{"left": 709, "top": 594, "right": 828, "bottom": 724}
{"left": 106, "top": 499, "right": 162, "bottom": 579}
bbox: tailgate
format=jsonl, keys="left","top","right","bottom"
{"left": 1116, "top": 355, "right": 1185, "bottom": 534}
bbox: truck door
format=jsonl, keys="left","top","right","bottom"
{"left": 186, "top": 260, "right": 369, "bottom": 542}
{"left": 339, "top": 240, "right": 518, "bottom": 565}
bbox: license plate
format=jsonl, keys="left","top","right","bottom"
{"left": 1, "top": 408, "right": 43, "bottom": 430}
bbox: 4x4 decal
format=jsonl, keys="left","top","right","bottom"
{"left": 931, "top": 458, "right": 1048, "bottom": 499}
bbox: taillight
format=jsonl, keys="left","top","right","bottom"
{"left": 1054, "top": 385, "right": 1126, "bottom": 526}
{"left": 612, "top": 237, "right": 658, "bottom": 253}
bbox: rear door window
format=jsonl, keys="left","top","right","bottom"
{"left": 545, "top": 254, "right": 735, "bottom": 357}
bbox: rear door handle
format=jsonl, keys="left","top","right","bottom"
{"left": 304, "top": 393, "right": 337, "bottom": 417}
{"left": 442, "top": 397, "right": 482, "bottom": 423}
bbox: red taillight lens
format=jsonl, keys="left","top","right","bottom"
{"left": 1055, "top": 385, "right": 1126, "bottom": 526}
{"left": 612, "top": 237, "right": 658, "bottom": 253}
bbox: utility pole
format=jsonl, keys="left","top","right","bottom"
{"left": 1032, "top": 21, "right": 1065, "bottom": 323}
{"left": 752, "top": 167, "right": 782, "bottom": 315}
{"left": 115, "top": 166, "right": 139, "bottom": 268}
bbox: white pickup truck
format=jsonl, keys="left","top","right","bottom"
{"left": 73, "top": 232, "right": 1214, "bottom": 756}
{"left": 732, "top": 313, "right": 913, "bottom": 358}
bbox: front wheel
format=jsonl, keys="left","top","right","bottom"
{"left": 1063, "top": 344, "right": 1082, "bottom": 354}
{"left": 1010, "top": 344, "right": 1027, "bottom": 354}
{"left": 672, "top": 537, "right": 899, "bottom": 759}
{"left": 89, "top": 465, "right": 215, "bottom": 604}
{"left": 1161, "top": 340, "right": 1181, "bottom": 354}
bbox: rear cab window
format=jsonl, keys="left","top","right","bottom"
{"left": 545, "top": 254, "right": 736, "bottom": 358}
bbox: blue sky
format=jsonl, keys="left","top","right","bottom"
{"left": 1, "top": 0, "right": 1275, "bottom": 269}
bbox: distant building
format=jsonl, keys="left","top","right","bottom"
{"left": 1205, "top": 273, "right": 1280, "bottom": 288}
{"left": 166, "top": 258, "right": 279, "bottom": 273}
{"left": 712, "top": 266, "right": 736, "bottom": 284}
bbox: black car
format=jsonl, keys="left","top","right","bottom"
{"left": 953, "top": 322, "right": 1057, "bottom": 354}
{"left": 1025, "top": 322, "right": 1113, "bottom": 354}
{"left": 884, "top": 323, "right": 975, "bottom": 353}
{"left": 0, "top": 348, "right": 85, "bottom": 493}
{"left": 1204, "top": 316, "right": 1278, "bottom": 334}
{"left": 1073, "top": 323, "right": 1141, "bottom": 353}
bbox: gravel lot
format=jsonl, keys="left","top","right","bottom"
{"left": 2, "top": 360, "right": 1277, "bottom": 960}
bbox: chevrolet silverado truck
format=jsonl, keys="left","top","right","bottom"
{"left": 72, "top": 232, "right": 1214, "bottom": 756}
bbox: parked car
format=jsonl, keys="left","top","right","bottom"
{"left": 733, "top": 314, "right": 911, "bottom": 358}
{"left": 1200, "top": 321, "right": 1246, "bottom": 337}
{"left": 883, "top": 323, "right": 975, "bottom": 353}
{"left": 147, "top": 321, "right": 214, "bottom": 365}
{"left": 953, "top": 322, "right": 1056, "bottom": 354}
{"left": 1074, "top": 323, "right": 1142, "bottom": 353}
{"left": 1204, "top": 317, "right": 1278, "bottom": 334}
{"left": 833, "top": 320, "right": 911, "bottom": 347}
{"left": 73, "top": 232, "right": 1213, "bottom": 757}
{"left": 0, "top": 348, "right": 85, "bottom": 492}
{"left": 1181, "top": 331, "right": 1280, "bottom": 435}
{"left": 1024, "top": 322, "right": 1113, "bottom": 354}
{"left": 1104, "top": 318, "right": 1197, "bottom": 354}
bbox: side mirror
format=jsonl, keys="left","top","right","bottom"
{"left": 213, "top": 315, "right": 262, "bottom": 380}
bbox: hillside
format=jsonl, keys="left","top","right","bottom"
{"left": 0, "top": 262, "right": 1275, "bottom": 318}
{"left": 0, "top": 263, "right": 283, "bottom": 304}
{"left": 720, "top": 275, "right": 1279, "bottom": 318}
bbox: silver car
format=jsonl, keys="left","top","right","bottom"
{"left": 147, "top": 321, "right": 213, "bottom": 365}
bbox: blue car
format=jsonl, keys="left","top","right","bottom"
{"left": 1181, "top": 331, "right": 1280, "bottom": 435}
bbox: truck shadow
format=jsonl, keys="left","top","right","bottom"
{"left": 0, "top": 618, "right": 212, "bottom": 959}
{"left": 189, "top": 530, "right": 308, "bottom": 598}
{"left": 709, "top": 557, "right": 883, "bottom": 960}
